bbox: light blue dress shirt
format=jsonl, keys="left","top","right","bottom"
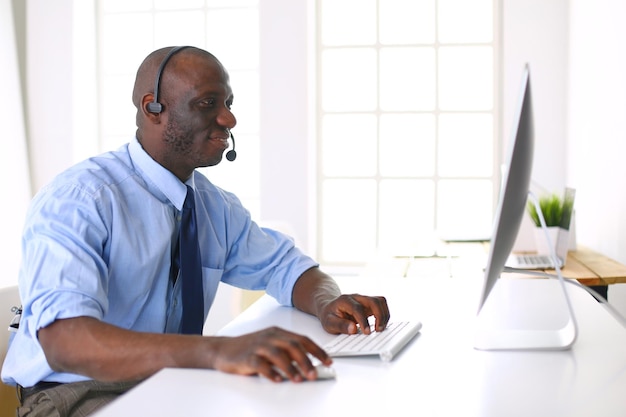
{"left": 1, "top": 138, "right": 317, "bottom": 387}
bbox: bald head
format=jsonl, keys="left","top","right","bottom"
{"left": 132, "top": 46, "right": 220, "bottom": 110}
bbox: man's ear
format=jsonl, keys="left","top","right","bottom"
{"left": 142, "top": 94, "right": 162, "bottom": 123}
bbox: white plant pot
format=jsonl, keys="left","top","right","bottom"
{"left": 533, "top": 226, "right": 560, "bottom": 255}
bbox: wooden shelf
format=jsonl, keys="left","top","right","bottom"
{"left": 564, "top": 246, "right": 626, "bottom": 285}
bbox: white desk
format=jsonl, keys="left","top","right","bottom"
{"left": 94, "top": 276, "right": 626, "bottom": 417}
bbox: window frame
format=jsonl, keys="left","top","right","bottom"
{"left": 314, "top": 0, "right": 502, "bottom": 267}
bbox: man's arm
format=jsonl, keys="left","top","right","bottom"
{"left": 37, "top": 268, "right": 389, "bottom": 384}
{"left": 291, "top": 266, "right": 390, "bottom": 335}
{"left": 38, "top": 316, "right": 331, "bottom": 383}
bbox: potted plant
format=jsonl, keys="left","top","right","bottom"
{"left": 527, "top": 193, "right": 563, "bottom": 228}
{"left": 526, "top": 190, "right": 575, "bottom": 255}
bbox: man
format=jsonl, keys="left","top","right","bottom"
{"left": 1, "top": 46, "right": 389, "bottom": 415}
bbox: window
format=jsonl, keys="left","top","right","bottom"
{"left": 97, "top": 0, "right": 261, "bottom": 216}
{"left": 317, "top": 0, "right": 498, "bottom": 265}
{"left": 96, "top": 1, "right": 499, "bottom": 266}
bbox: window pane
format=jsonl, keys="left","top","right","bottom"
{"left": 379, "top": 179, "right": 435, "bottom": 253}
{"left": 206, "top": 9, "right": 259, "bottom": 69}
{"left": 379, "top": 0, "right": 436, "bottom": 45}
{"left": 100, "top": 13, "right": 153, "bottom": 74}
{"left": 322, "top": 48, "right": 377, "bottom": 112}
{"left": 380, "top": 47, "right": 436, "bottom": 111}
{"left": 322, "top": 114, "right": 377, "bottom": 176}
{"left": 229, "top": 70, "right": 260, "bottom": 133}
{"left": 320, "top": 0, "right": 377, "bottom": 46}
{"left": 154, "top": 0, "right": 204, "bottom": 10}
{"left": 155, "top": 11, "right": 206, "bottom": 46}
{"left": 206, "top": 0, "right": 258, "bottom": 6}
{"left": 379, "top": 114, "right": 436, "bottom": 176}
{"left": 100, "top": 74, "right": 135, "bottom": 142}
{"left": 101, "top": 0, "right": 152, "bottom": 13}
{"left": 438, "top": 113, "right": 493, "bottom": 177}
{"left": 438, "top": 46, "right": 493, "bottom": 110}
{"left": 438, "top": 0, "right": 493, "bottom": 43}
{"left": 437, "top": 179, "right": 493, "bottom": 239}
{"left": 321, "top": 179, "right": 377, "bottom": 262}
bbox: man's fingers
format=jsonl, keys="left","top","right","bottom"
{"left": 320, "top": 294, "right": 391, "bottom": 334}
{"left": 247, "top": 328, "right": 330, "bottom": 382}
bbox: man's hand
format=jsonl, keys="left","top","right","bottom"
{"left": 212, "top": 327, "right": 332, "bottom": 383}
{"left": 291, "top": 267, "right": 391, "bottom": 336}
{"left": 316, "top": 293, "right": 390, "bottom": 335}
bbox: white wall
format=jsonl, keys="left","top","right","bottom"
{"left": 503, "top": 0, "right": 626, "bottom": 312}
{"left": 0, "top": 0, "right": 97, "bottom": 290}
{"left": 25, "top": 0, "right": 98, "bottom": 193}
{"left": 502, "top": 0, "right": 570, "bottom": 252}
{"left": 258, "top": 0, "right": 317, "bottom": 256}
{"left": 568, "top": 0, "right": 626, "bottom": 312}
{"left": 25, "top": 0, "right": 76, "bottom": 190}
{"left": 0, "top": 0, "right": 31, "bottom": 288}
{"left": 502, "top": 0, "right": 569, "bottom": 194}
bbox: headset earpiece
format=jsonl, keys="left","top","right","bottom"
{"left": 147, "top": 101, "right": 163, "bottom": 114}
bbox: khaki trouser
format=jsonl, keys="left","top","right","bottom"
{"left": 17, "top": 380, "right": 141, "bottom": 417}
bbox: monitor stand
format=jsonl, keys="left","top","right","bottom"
{"left": 474, "top": 192, "right": 578, "bottom": 351}
{"left": 473, "top": 277, "right": 578, "bottom": 351}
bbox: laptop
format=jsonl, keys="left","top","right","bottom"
{"left": 506, "top": 188, "right": 575, "bottom": 269}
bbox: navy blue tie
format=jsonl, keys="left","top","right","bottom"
{"left": 180, "top": 185, "right": 204, "bottom": 334}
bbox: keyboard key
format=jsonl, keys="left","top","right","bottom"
{"left": 323, "top": 320, "right": 422, "bottom": 362}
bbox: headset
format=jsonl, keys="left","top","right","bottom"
{"left": 147, "top": 46, "right": 237, "bottom": 161}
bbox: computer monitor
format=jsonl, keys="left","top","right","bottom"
{"left": 477, "top": 63, "right": 535, "bottom": 313}
{"left": 473, "top": 64, "right": 578, "bottom": 351}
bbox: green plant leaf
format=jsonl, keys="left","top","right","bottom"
{"left": 527, "top": 193, "right": 564, "bottom": 227}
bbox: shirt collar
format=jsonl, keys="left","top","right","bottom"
{"left": 128, "top": 137, "right": 193, "bottom": 211}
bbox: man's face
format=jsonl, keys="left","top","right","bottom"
{"left": 160, "top": 55, "right": 236, "bottom": 177}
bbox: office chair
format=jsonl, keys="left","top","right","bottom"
{"left": 0, "top": 285, "right": 20, "bottom": 417}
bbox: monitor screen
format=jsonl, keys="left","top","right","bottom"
{"left": 477, "top": 64, "right": 534, "bottom": 313}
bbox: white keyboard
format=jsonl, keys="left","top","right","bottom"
{"left": 323, "top": 320, "right": 422, "bottom": 362}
